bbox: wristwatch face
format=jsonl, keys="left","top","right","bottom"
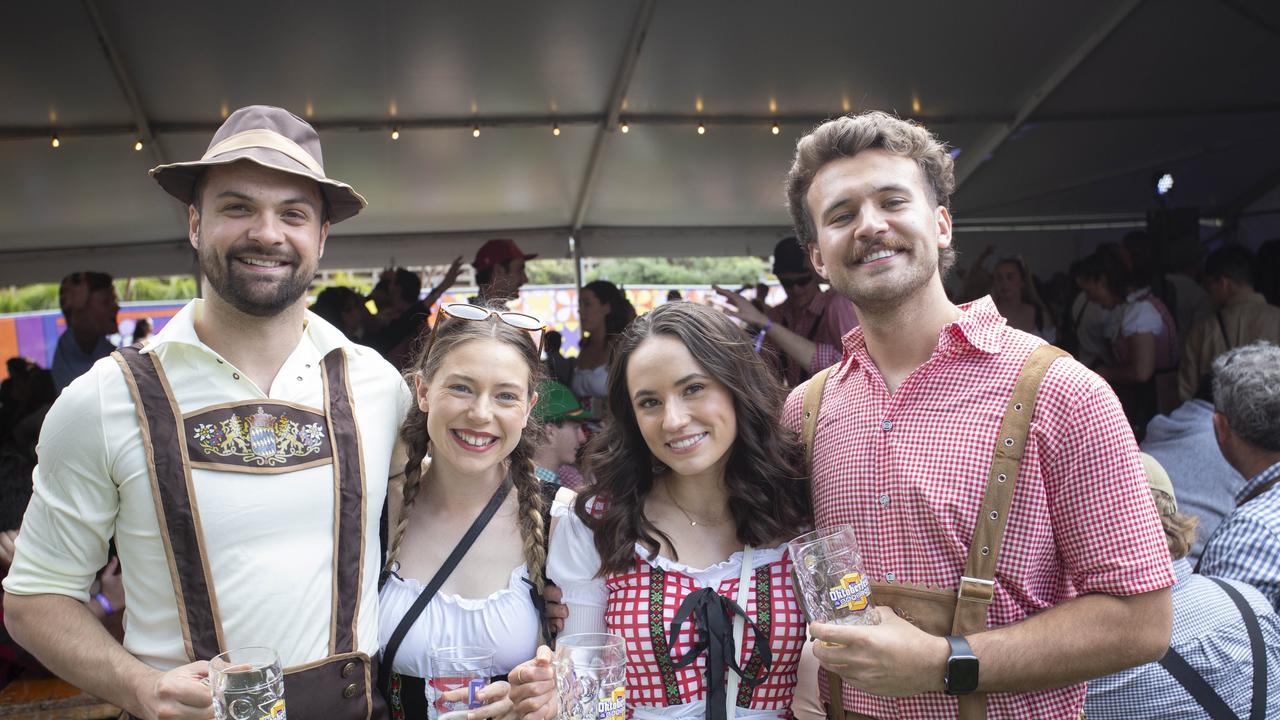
{"left": 946, "top": 654, "right": 980, "bottom": 695}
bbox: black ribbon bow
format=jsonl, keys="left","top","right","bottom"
{"left": 668, "top": 587, "right": 773, "bottom": 720}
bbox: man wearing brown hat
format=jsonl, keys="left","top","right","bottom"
{"left": 4, "top": 106, "right": 408, "bottom": 720}
{"left": 471, "top": 238, "right": 536, "bottom": 305}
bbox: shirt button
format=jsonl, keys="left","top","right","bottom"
{"left": 232, "top": 373, "right": 240, "bottom": 380}
{"left": 881, "top": 420, "right": 893, "bottom": 431}
{"left": 884, "top": 572, "right": 896, "bottom": 583}
{"left": 216, "top": 358, "right": 224, "bottom": 364}
{"left": 878, "top": 494, "right": 890, "bottom": 506}
{"left": 296, "top": 376, "right": 303, "bottom": 382}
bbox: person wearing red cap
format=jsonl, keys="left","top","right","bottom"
{"left": 471, "top": 238, "right": 536, "bottom": 305}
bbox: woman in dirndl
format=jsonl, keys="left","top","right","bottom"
{"left": 512, "top": 301, "right": 814, "bottom": 720}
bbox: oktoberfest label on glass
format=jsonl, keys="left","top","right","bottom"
{"left": 553, "top": 633, "right": 627, "bottom": 720}
{"left": 209, "top": 647, "right": 287, "bottom": 720}
{"left": 788, "top": 525, "right": 880, "bottom": 626}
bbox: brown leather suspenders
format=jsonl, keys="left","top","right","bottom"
{"left": 803, "top": 345, "right": 1067, "bottom": 720}
{"left": 114, "top": 346, "right": 384, "bottom": 720}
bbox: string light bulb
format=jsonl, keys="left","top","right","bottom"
{"left": 552, "top": 123, "right": 560, "bottom": 136}
{"left": 51, "top": 134, "right": 60, "bottom": 149}
{"left": 390, "top": 127, "right": 400, "bottom": 140}
{"left": 472, "top": 125, "right": 481, "bottom": 138}
{"left": 696, "top": 123, "right": 706, "bottom": 135}
{"left": 620, "top": 121, "right": 629, "bottom": 134}
{"left": 134, "top": 138, "right": 144, "bottom": 151}
{"left": 771, "top": 122, "right": 780, "bottom": 135}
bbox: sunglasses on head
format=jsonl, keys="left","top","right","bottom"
{"left": 427, "top": 302, "right": 548, "bottom": 355}
{"left": 778, "top": 274, "right": 814, "bottom": 289}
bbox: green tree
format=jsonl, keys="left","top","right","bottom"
{"left": 119, "top": 276, "right": 198, "bottom": 302}
{"left": 0, "top": 283, "right": 60, "bottom": 313}
{"left": 588, "top": 256, "right": 766, "bottom": 285}
{"left": 526, "top": 258, "right": 577, "bottom": 285}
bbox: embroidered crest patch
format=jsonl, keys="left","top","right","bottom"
{"left": 185, "top": 402, "right": 333, "bottom": 473}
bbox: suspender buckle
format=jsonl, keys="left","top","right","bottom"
{"left": 957, "top": 576, "right": 995, "bottom": 604}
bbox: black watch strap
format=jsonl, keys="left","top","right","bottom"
{"left": 945, "top": 634, "right": 980, "bottom": 696}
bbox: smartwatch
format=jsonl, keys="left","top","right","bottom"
{"left": 944, "top": 635, "right": 979, "bottom": 695}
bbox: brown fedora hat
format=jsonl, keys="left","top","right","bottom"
{"left": 149, "top": 105, "right": 367, "bottom": 223}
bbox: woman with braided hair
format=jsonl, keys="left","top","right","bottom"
{"left": 510, "top": 302, "right": 813, "bottom": 720}
{"left": 379, "top": 303, "right": 568, "bottom": 720}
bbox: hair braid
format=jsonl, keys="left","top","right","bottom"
{"left": 510, "top": 418, "right": 548, "bottom": 597}
{"left": 386, "top": 401, "right": 430, "bottom": 572}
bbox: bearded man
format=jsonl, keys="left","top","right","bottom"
{"left": 4, "top": 106, "right": 409, "bottom": 720}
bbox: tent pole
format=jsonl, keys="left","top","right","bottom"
{"left": 571, "top": 234, "right": 584, "bottom": 295}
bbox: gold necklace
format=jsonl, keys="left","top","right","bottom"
{"left": 663, "top": 480, "right": 728, "bottom": 528}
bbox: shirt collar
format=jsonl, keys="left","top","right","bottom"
{"left": 141, "top": 299, "right": 352, "bottom": 359}
{"left": 1125, "top": 287, "right": 1152, "bottom": 304}
{"left": 533, "top": 464, "right": 560, "bottom": 484}
{"left": 947, "top": 296, "right": 1007, "bottom": 355}
{"left": 1236, "top": 460, "right": 1280, "bottom": 505}
{"left": 1224, "top": 289, "right": 1268, "bottom": 310}
{"left": 836, "top": 296, "right": 1006, "bottom": 380}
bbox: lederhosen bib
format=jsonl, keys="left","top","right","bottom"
{"left": 803, "top": 344, "right": 1068, "bottom": 720}
{"left": 114, "top": 345, "right": 388, "bottom": 720}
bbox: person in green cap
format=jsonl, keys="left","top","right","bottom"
{"left": 531, "top": 380, "right": 593, "bottom": 487}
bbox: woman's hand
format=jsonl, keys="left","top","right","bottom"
{"left": 440, "top": 680, "right": 514, "bottom": 720}
{"left": 508, "top": 646, "right": 557, "bottom": 720}
{"left": 100, "top": 556, "right": 126, "bottom": 613}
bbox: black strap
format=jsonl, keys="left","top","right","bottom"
{"left": 667, "top": 588, "right": 773, "bottom": 720}
{"left": 379, "top": 474, "right": 513, "bottom": 687}
{"left": 1157, "top": 577, "right": 1267, "bottom": 720}
{"left": 1217, "top": 578, "right": 1267, "bottom": 720}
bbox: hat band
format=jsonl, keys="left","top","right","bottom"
{"left": 202, "top": 129, "right": 325, "bottom": 176}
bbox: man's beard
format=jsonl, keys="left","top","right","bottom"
{"left": 197, "top": 231, "right": 314, "bottom": 317}
{"left": 831, "top": 241, "right": 936, "bottom": 314}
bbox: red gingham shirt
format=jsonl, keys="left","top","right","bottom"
{"left": 782, "top": 297, "right": 1174, "bottom": 720}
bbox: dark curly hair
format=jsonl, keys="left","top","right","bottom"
{"left": 576, "top": 301, "right": 812, "bottom": 576}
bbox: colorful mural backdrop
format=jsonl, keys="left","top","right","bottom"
{"left": 0, "top": 285, "right": 785, "bottom": 379}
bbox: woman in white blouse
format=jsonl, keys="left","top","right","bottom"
{"left": 512, "top": 302, "right": 813, "bottom": 720}
{"left": 571, "top": 281, "right": 637, "bottom": 418}
{"left": 1076, "top": 250, "right": 1178, "bottom": 431}
{"left": 380, "top": 304, "right": 568, "bottom": 719}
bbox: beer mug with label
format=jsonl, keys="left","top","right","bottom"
{"left": 209, "top": 647, "right": 287, "bottom": 720}
{"left": 553, "top": 633, "right": 626, "bottom": 720}
{"left": 788, "top": 525, "right": 879, "bottom": 626}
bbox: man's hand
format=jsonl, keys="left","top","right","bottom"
{"left": 712, "top": 285, "right": 769, "bottom": 328}
{"left": 0, "top": 529, "right": 17, "bottom": 569}
{"left": 509, "top": 646, "right": 557, "bottom": 720}
{"left": 543, "top": 584, "right": 568, "bottom": 635}
{"left": 132, "top": 661, "right": 214, "bottom": 720}
{"left": 809, "top": 608, "right": 950, "bottom": 697}
{"left": 439, "top": 256, "right": 465, "bottom": 291}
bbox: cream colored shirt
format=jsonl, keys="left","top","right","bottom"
{"left": 4, "top": 300, "right": 412, "bottom": 670}
{"left": 1178, "top": 290, "right": 1280, "bottom": 401}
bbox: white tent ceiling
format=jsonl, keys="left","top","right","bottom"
{"left": 2, "top": 0, "right": 1279, "bottom": 284}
